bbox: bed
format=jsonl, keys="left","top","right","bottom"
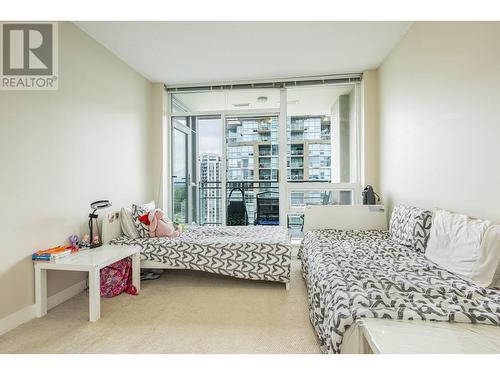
{"left": 102, "top": 212, "right": 291, "bottom": 288}
{"left": 300, "top": 205, "right": 500, "bottom": 354}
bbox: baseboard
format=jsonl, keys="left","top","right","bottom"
{"left": 48, "top": 279, "right": 87, "bottom": 310}
{"left": 0, "top": 304, "right": 36, "bottom": 336}
{"left": 0, "top": 279, "right": 87, "bottom": 336}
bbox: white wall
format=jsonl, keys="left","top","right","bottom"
{"left": 378, "top": 22, "right": 500, "bottom": 221}
{"left": 0, "top": 22, "right": 155, "bottom": 320}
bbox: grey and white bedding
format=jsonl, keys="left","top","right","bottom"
{"left": 110, "top": 225, "right": 291, "bottom": 283}
{"left": 300, "top": 229, "right": 500, "bottom": 354}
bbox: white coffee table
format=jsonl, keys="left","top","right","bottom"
{"left": 34, "top": 245, "right": 141, "bottom": 322}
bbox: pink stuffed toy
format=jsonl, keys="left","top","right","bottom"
{"left": 148, "top": 209, "right": 180, "bottom": 238}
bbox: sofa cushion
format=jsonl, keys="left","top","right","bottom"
{"left": 389, "top": 204, "right": 433, "bottom": 252}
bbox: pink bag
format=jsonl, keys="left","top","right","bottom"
{"left": 100, "top": 257, "right": 138, "bottom": 298}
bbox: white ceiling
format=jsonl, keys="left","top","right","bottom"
{"left": 74, "top": 21, "right": 412, "bottom": 85}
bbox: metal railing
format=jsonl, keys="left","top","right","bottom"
{"left": 198, "top": 180, "right": 279, "bottom": 226}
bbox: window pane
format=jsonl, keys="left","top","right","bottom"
{"left": 288, "top": 189, "right": 353, "bottom": 208}
{"left": 171, "top": 89, "right": 280, "bottom": 113}
{"left": 286, "top": 85, "right": 358, "bottom": 183}
{"left": 198, "top": 117, "right": 223, "bottom": 226}
{"left": 225, "top": 115, "right": 279, "bottom": 224}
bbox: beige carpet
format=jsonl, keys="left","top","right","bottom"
{"left": 0, "top": 259, "right": 320, "bottom": 353}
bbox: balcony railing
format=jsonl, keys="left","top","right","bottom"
{"left": 199, "top": 180, "right": 279, "bottom": 226}
{"left": 197, "top": 180, "right": 355, "bottom": 239}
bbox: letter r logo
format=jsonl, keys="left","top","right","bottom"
{"left": 2, "top": 23, "right": 53, "bottom": 75}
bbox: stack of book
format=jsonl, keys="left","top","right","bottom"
{"left": 32, "top": 246, "right": 73, "bottom": 263}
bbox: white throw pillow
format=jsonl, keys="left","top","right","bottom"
{"left": 425, "top": 209, "right": 500, "bottom": 288}
{"left": 492, "top": 262, "right": 500, "bottom": 289}
{"left": 485, "top": 226, "right": 500, "bottom": 289}
{"left": 120, "top": 207, "right": 139, "bottom": 238}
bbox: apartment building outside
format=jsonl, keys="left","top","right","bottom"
{"left": 199, "top": 115, "right": 333, "bottom": 225}
{"left": 199, "top": 153, "right": 222, "bottom": 225}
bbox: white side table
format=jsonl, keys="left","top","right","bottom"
{"left": 34, "top": 245, "right": 141, "bottom": 322}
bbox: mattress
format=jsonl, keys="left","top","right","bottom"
{"left": 110, "top": 225, "right": 291, "bottom": 283}
{"left": 299, "top": 229, "right": 500, "bottom": 354}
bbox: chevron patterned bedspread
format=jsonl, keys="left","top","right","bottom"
{"left": 299, "top": 229, "right": 500, "bottom": 354}
{"left": 110, "top": 225, "right": 291, "bottom": 283}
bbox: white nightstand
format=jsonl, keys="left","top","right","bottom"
{"left": 34, "top": 245, "right": 141, "bottom": 322}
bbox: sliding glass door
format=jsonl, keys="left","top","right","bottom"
{"left": 226, "top": 114, "right": 279, "bottom": 225}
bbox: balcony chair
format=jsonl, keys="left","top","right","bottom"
{"left": 254, "top": 191, "right": 280, "bottom": 226}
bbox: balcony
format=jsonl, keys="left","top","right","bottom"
{"left": 199, "top": 180, "right": 279, "bottom": 226}
{"left": 197, "top": 181, "right": 355, "bottom": 240}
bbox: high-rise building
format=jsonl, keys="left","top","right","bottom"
{"left": 287, "top": 115, "right": 332, "bottom": 182}
{"left": 226, "top": 116, "right": 279, "bottom": 182}
{"left": 224, "top": 115, "right": 332, "bottom": 222}
{"left": 226, "top": 116, "right": 279, "bottom": 223}
{"left": 286, "top": 115, "right": 332, "bottom": 209}
{"left": 226, "top": 115, "right": 331, "bottom": 183}
{"left": 199, "top": 153, "right": 222, "bottom": 225}
{"left": 198, "top": 115, "right": 332, "bottom": 225}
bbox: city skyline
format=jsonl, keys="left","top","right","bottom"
{"left": 197, "top": 115, "right": 333, "bottom": 226}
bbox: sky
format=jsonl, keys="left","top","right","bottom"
{"left": 174, "top": 118, "right": 222, "bottom": 177}
{"left": 197, "top": 118, "right": 223, "bottom": 155}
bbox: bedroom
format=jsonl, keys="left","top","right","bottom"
{"left": 1, "top": 0, "right": 500, "bottom": 373}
